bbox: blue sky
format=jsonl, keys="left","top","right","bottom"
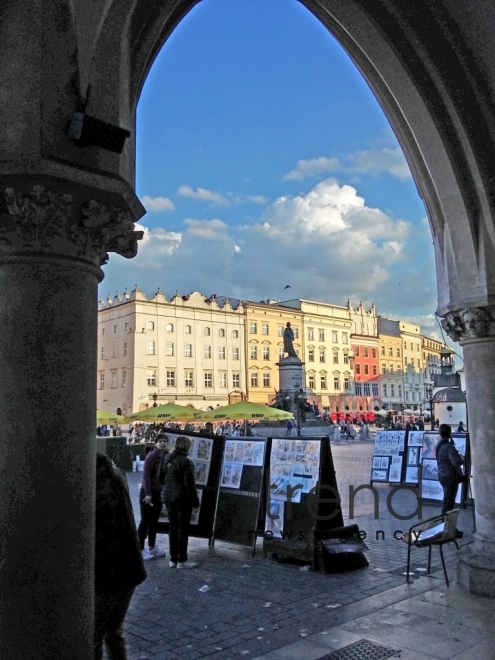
{"left": 101, "top": 0, "right": 444, "bottom": 340}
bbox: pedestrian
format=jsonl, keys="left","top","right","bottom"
{"left": 286, "top": 419, "right": 294, "bottom": 437}
{"left": 95, "top": 452, "right": 147, "bottom": 660}
{"left": 345, "top": 419, "right": 355, "bottom": 442}
{"left": 137, "top": 435, "right": 168, "bottom": 560}
{"left": 159, "top": 436, "right": 200, "bottom": 569}
{"left": 457, "top": 421, "right": 466, "bottom": 433}
{"left": 417, "top": 419, "right": 424, "bottom": 431}
{"left": 435, "top": 423, "right": 465, "bottom": 536}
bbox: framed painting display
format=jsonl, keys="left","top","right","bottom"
{"left": 370, "top": 431, "right": 406, "bottom": 484}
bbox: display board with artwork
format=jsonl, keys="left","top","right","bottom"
{"left": 262, "top": 437, "right": 345, "bottom": 569}
{"left": 370, "top": 431, "right": 406, "bottom": 484}
{"left": 212, "top": 439, "right": 267, "bottom": 553}
{"left": 157, "top": 431, "right": 223, "bottom": 540}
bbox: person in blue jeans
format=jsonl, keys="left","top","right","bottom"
{"left": 137, "top": 435, "right": 168, "bottom": 560}
{"left": 160, "top": 436, "right": 200, "bottom": 568}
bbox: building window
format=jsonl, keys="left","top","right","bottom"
{"left": 293, "top": 327, "right": 299, "bottom": 339}
{"left": 147, "top": 321, "right": 154, "bottom": 331}
{"left": 363, "top": 383, "right": 370, "bottom": 396}
{"left": 204, "top": 345, "right": 212, "bottom": 359}
{"left": 396, "top": 348, "right": 401, "bottom": 357}
{"left": 204, "top": 372, "right": 213, "bottom": 387}
{"left": 102, "top": 328, "right": 106, "bottom": 336}
{"left": 123, "top": 343, "right": 127, "bottom": 356}
{"left": 263, "top": 372, "right": 270, "bottom": 387}
{"left": 344, "top": 377, "right": 350, "bottom": 390}
{"left": 321, "top": 375, "right": 327, "bottom": 389}
{"left": 122, "top": 370, "right": 126, "bottom": 387}
{"left": 219, "top": 346, "right": 226, "bottom": 359}
{"left": 342, "top": 332, "right": 348, "bottom": 344}
{"left": 354, "top": 346, "right": 360, "bottom": 357}
{"left": 99, "top": 373, "right": 105, "bottom": 389}
{"left": 308, "top": 374, "right": 315, "bottom": 389}
{"left": 364, "top": 347, "right": 369, "bottom": 358}
{"left": 250, "top": 322, "right": 257, "bottom": 334}
{"left": 250, "top": 372, "right": 258, "bottom": 387}
{"left": 333, "top": 350, "right": 338, "bottom": 364}
{"left": 185, "top": 344, "right": 192, "bottom": 357}
{"left": 343, "top": 351, "right": 349, "bottom": 364}
{"left": 383, "top": 384, "right": 387, "bottom": 396}
{"left": 166, "top": 342, "right": 174, "bottom": 356}
{"left": 398, "top": 385, "right": 402, "bottom": 397}
{"left": 406, "top": 390, "right": 410, "bottom": 401}
{"left": 147, "top": 370, "right": 156, "bottom": 386}
{"left": 364, "top": 364, "right": 369, "bottom": 375}
{"left": 219, "top": 372, "right": 227, "bottom": 388}
{"left": 112, "top": 345, "right": 117, "bottom": 358}
{"left": 355, "top": 383, "right": 362, "bottom": 395}
{"left": 185, "top": 371, "right": 193, "bottom": 387}
{"left": 390, "top": 384, "right": 395, "bottom": 396}
{"left": 184, "top": 325, "right": 191, "bottom": 334}
{"left": 263, "top": 346, "right": 270, "bottom": 360}
{"left": 372, "top": 383, "right": 378, "bottom": 396}
{"left": 113, "top": 325, "right": 117, "bottom": 334}
{"left": 278, "top": 325, "right": 284, "bottom": 337}
{"left": 333, "top": 377, "right": 340, "bottom": 390}
{"left": 382, "top": 363, "right": 386, "bottom": 374}
{"left": 232, "top": 347, "right": 239, "bottom": 360}
{"left": 147, "top": 341, "right": 155, "bottom": 355}
{"left": 319, "top": 330, "right": 325, "bottom": 341}
{"left": 218, "top": 328, "right": 225, "bottom": 337}
{"left": 232, "top": 373, "right": 240, "bottom": 388}
{"left": 388, "top": 347, "right": 393, "bottom": 356}
{"left": 319, "top": 350, "right": 325, "bottom": 363}
{"left": 250, "top": 345, "right": 258, "bottom": 360}
{"left": 381, "top": 346, "right": 385, "bottom": 356}
{"left": 278, "top": 347, "right": 284, "bottom": 360}
{"left": 411, "top": 391, "right": 416, "bottom": 401}
{"left": 332, "top": 331, "right": 338, "bottom": 343}
{"left": 410, "top": 342, "right": 414, "bottom": 350}
{"left": 100, "top": 347, "right": 105, "bottom": 360}
{"left": 167, "top": 371, "right": 175, "bottom": 386}
{"left": 308, "top": 328, "right": 314, "bottom": 340}
{"left": 308, "top": 348, "right": 315, "bottom": 362}
{"left": 232, "top": 329, "right": 239, "bottom": 338}
{"left": 166, "top": 323, "right": 173, "bottom": 332}
{"left": 204, "top": 327, "right": 211, "bottom": 336}
{"left": 262, "top": 323, "right": 269, "bottom": 335}
{"left": 372, "top": 348, "right": 376, "bottom": 359}
{"left": 372, "top": 365, "right": 377, "bottom": 376}
{"left": 355, "top": 364, "right": 361, "bottom": 375}
{"left": 417, "top": 358, "right": 421, "bottom": 368}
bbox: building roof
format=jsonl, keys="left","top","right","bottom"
{"left": 432, "top": 387, "right": 466, "bottom": 403}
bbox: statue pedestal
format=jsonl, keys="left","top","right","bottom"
{"left": 277, "top": 357, "right": 305, "bottom": 392}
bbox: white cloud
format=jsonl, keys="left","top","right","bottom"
{"left": 347, "top": 148, "right": 410, "bottom": 180}
{"left": 283, "top": 156, "right": 341, "bottom": 181}
{"left": 282, "top": 147, "right": 411, "bottom": 183}
{"left": 140, "top": 195, "right": 175, "bottom": 212}
{"left": 245, "top": 195, "right": 269, "bottom": 204}
{"left": 178, "top": 185, "right": 229, "bottom": 205}
{"left": 101, "top": 178, "right": 435, "bottom": 320}
{"left": 184, "top": 218, "right": 229, "bottom": 240}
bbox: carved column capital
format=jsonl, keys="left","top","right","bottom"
{"left": 441, "top": 306, "right": 495, "bottom": 342}
{"left": 1, "top": 185, "right": 143, "bottom": 271}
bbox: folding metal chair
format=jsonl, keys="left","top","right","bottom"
{"left": 402, "top": 509, "right": 460, "bottom": 586}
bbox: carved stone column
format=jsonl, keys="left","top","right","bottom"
{"left": 0, "top": 181, "right": 143, "bottom": 658}
{"left": 441, "top": 307, "right": 495, "bottom": 596}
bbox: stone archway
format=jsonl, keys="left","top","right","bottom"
{"left": 2, "top": 1, "right": 495, "bottom": 657}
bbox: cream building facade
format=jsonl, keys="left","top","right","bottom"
{"left": 97, "top": 289, "right": 247, "bottom": 414}
{"left": 244, "top": 300, "right": 303, "bottom": 404}
{"left": 279, "top": 299, "right": 353, "bottom": 410}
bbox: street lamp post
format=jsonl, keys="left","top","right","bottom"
{"left": 426, "top": 386, "right": 434, "bottom": 430}
{"left": 295, "top": 389, "right": 306, "bottom": 437}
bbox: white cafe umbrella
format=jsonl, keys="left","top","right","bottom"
{"left": 375, "top": 409, "right": 389, "bottom": 416}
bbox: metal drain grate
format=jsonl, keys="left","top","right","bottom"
{"left": 318, "top": 638, "right": 399, "bottom": 660}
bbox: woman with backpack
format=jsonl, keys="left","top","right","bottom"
{"left": 159, "top": 436, "right": 200, "bottom": 568}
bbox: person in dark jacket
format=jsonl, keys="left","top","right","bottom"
{"left": 160, "top": 436, "right": 200, "bottom": 568}
{"left": 95, "top": 452, "right": 147, "bottom": 660}
{"left": 137, "top": 435, "right": 168, "bottom": 560}
{"left": 435, "top": 424, "right": 465, "bottom": 536}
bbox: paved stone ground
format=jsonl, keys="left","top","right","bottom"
{"left": 119, "top": 440, "right": 474, "bottom": 660}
